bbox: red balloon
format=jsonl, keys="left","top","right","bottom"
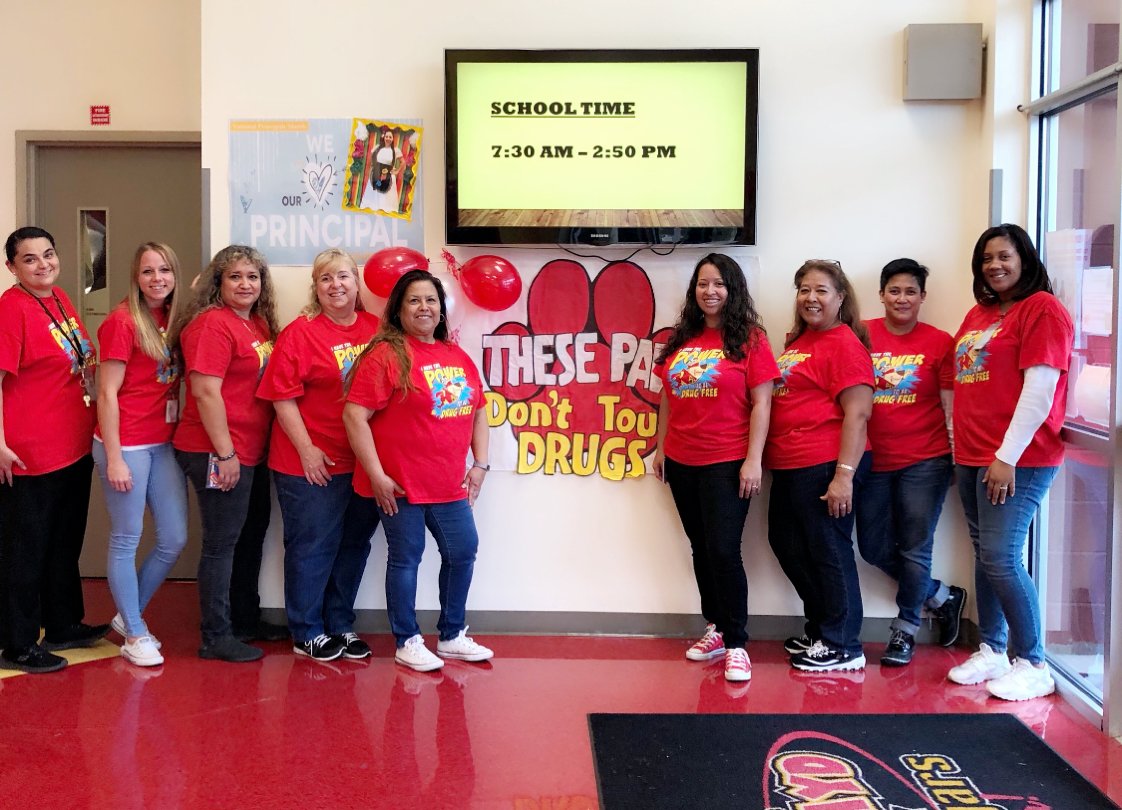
{"left": 362, "top": 247, "right": 429, "bottom": 297}
{"left": 459, "top": 255, "right": 522, "bottom": 312}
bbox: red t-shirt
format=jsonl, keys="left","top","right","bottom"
{"left": 764, "top": 326, "right": 874, "bottom": 470}
{"left": 95, "top": 303, "right": 180, "bottom": 446}
{"left": 346, "top": 336, "right": 483, "bottom": 504}
{"left": 173, "top": 306, "right": 275, "bottom": 466}
{"left": 655, "top": 327, "right": 781, "bottom": 466}
{"left": 0, "top": 286, "right": 97, "bottom": 474}
{"left": 953, "top": 292, "right": 1073, "bottom": 467}
{"left": 258, "top": 311, "right": 380, "bottom": 477}
{"left": 864, "top": 318, "right": 954, "bottom": 472}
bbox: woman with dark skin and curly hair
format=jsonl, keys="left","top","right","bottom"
{"left": 653, "top": 254, "right": 779, "bottom": 683}
{"left": 765, "top": 260, "right": 874, "bottom": 672}
{"left": 171, "top": 245, "right": 286, "bottom": 663}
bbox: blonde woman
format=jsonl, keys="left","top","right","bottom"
{"left": 95, "top": 242, "right": 188, "bottom": 667}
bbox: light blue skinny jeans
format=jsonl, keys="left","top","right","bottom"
{"left": 92, "top": 440, "right": 189, "bottom": 637}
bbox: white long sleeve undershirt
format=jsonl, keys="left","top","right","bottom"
{"left": 994, "top": 365, "right": 1062, "bottom": 466}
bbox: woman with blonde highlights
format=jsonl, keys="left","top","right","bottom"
{"left": 94, "top": 242, "right": 189, "bottom": 667}
{"left": 173, "top": 245, "right": 283, "bottom": 663}
{"left": 258, "top": 249, "right": 380, "bottom": 661}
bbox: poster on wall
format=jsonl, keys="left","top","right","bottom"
{"left": 442, "top": 250, "right": 761, "bottom": 481}
{"left": 229, "top": 118, "right": 424, "bottom": 265}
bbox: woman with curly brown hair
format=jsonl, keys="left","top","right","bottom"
{"left": 172, "top": 245, "right": 284, "bottom": 663}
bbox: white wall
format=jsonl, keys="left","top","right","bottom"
{"left": 0, "top": 0, "right": 200, "bottom": 281}
{"left": 192, "top": 0, "right": 1024, "bottom": 625}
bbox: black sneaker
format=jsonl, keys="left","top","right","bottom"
{"left": 783, "top": 635, "right": 815, "bottom": 655}
{"left": 336, "top": 632, "right": 372, "bottom": 660}
{"left": 880, "top": 629, "right": 915, "bottom": 667}
{"left": 790, "top": 641, "right": 866, "bottom": 672}
{"left": 933, "top": 586, "right": 967, "bottom": 647}
{"left": 294, "top": 634, "right": 344, "bottom": 662}
{"left": 0, "top": 645, "right": 67, "bottom": 673}
{"left": 41, "top": 622, "right": 111, "bottom": 651}
{"left": 199, "top": 636, "right": 264, "bottom": 663}
{"left": 234, "top": 621, "right": 291, "bottom": 643}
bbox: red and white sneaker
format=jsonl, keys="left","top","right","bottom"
{"left": 724, "top": 647, "right": 752, "bottom": 682}
{"left": 686, "top": 624, "right": 725, "bottom": 661}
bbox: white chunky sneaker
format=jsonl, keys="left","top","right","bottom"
{"left": 120, "top": 635, "right": 164, "bottom": 667}
{"left": 686, "top": 624, "right": 726, "bottom": 662}
{"left": 436, "top": 627, "right": 494, "bottom": 662}
{"left": 986, "top": 658, "right": 1056, "bottom": 701}
{"left": 395, "top": 634, "right": 444, "bottom": 672}
{"left": 947, "top": 643, "right": 1012, "bottom": 685}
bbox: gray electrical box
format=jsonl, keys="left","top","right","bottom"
{"left": 904, "top": 23, "right": 984, "bottom": 101}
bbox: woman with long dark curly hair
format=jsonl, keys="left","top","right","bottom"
{"left": 172, "top": 245, "right": 286, "bottom": 663}
{"left": 653, "top": 253, "right": 779, "bottom": 684}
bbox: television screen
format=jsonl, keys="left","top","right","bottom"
{"left": 445, "top": 49, "right": 759, "bottom": 247}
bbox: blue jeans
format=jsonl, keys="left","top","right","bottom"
{"left": 274, "top": 472, "right": 379, "bottom": 643}
{"left": 856, "top": 454, "right": 952, "bottom": 636}
{"left": 767, "top": 453, "right": 871, "bottom": 656}
{"left": 665, "top": 457, "right": 752, "bottom": 648}
{"left": 957, "top": 464, "right": 1057, "bottom": 663}
{"left": 380, "top": 498, "right": 478, "bottom": 647}
{"left": 93, "top": 441, "right": 189, "bottom": 637}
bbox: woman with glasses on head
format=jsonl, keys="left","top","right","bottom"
{"left": 652, "top": 253, "right": 779, "bottom": 684}
{"left": 946, "top": 224, "right": 1073, "bottom": 701}
{"left": 95, "top": 242, "right": 189, "bottom": 668}
{"left": 171, "top": 245, "right": 283, "bottom": 663}
{"left": 343, "top": 269, "right": 492, "bottom": 673}
{"left": 855, "top": 258, "right": 966, "bottom": 668}
{"left": 258, "top": 248, "right": 381, "bottom": 662}
{"left": 765, "top": 259, "right": 874, "bottom": 672}
{"left": 0, "top": 226, "right": 107, "bottom": 674}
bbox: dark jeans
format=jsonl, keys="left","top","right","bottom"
{"left": 177, "top": 451, "right": 271, "bottom": 645}
{"left": 768, "top": 452, "right": 871, "bottom": 655}
{"left": 274, "top": 472, "right": 379, "bottom": 643}
{"left": 665, "top": 457, "right": 752, "bottom": 648}
{"left": 380, "top": 498, "right": 478, "bottom": 647}
{"left": 855, "top": 454, "right": 952, "bottom": 635}
{"left": 0, "top": 455, "right": 94, "bottom": 650}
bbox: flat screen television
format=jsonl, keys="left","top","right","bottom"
{"left": 445, "top": 48, "right": 759, "bottom": 247}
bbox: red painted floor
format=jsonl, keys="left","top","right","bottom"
{"left": 1, "top": 581, "right": 1120, "bottom": 809}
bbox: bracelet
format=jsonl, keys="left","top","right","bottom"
{"left": 472, "top": 461, "right": 490, "bottom": 471}
{"left": 215, "top": 450, "right": 238, "bottom": 462}
{"left": 836, "top": 462, "right": 856, "bottom": 473}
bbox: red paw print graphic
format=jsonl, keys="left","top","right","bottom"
{"left": 481, "top": 259, "right": 671, "bottom": 479}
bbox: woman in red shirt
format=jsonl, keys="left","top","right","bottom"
{"left": 653, "top": 254, "right": 779, "bottom": 684}
{"left": 765, "top": 260, "right": 874, "bottom": 672}
{"left": 946, "top": 224, "right": 1073, "bottom": 701}
{"left": 0, "top": 227, "right": 107, "bottom": 674}
{"left": 94, "top": 242, "right": 188, "bottom": 668}
{"left": 343, "top": 270, "right": 491, "bottom": 673}
{"left": 258, "top": 248, "right": 380, "bottom": 662}
{"left": 171, "top": 245, "right": 282, "bottom": 663}
{"left": 856, "top": 258, "right": 966, "bottom": 667}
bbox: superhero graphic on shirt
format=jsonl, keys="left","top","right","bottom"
{"left": 252, "top": 340, "right": 274, "bottom": 379}
{"left": 773, "top": 349, "right": 811, "bottom": 397}
{"left": 666, "top": 347, "right": 722, "bottom": 399}
{"left": 422, "top": 363, "right": 475, "bottom": 418}
{"left": 50, "top": 317, "right": 94, "bottom": 375}
{"left": 332, "top": 342, "right": 364, "bottom": 383}
{"left": 155, "top": 327, "right": 180, "bottom": 385}
{"left": 955, "top": 327, "right": 1001, "bottom": 384}
{"left": 871, "top": 352, "right": 924, "bottom": 405}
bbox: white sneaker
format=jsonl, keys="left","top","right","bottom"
{"left": 120, "top": 635, "right": 164, "bottom": 667}
{"left": 436, "top": 627, "right": 494, "bottom": 662}
{"left": 986, "top": 658, "right": 1056, "bottom": 701}
{"left": 947, "top": 643, "right": 1011, "bottom": 685}
{"left": 112, "top": 613, "right": 161, "bottom": 650}
{"left": 395, "top": 635, "right": 444, "bottom": 672}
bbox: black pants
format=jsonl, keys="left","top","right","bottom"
{"left": 177, "top": 451, "right": 271, "bottom": 644}
{"left": 665, "top": 457, "right": 752, "bottom": 648}
{"left": 0, "top": 455, "right": 94, "bottom": 650}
